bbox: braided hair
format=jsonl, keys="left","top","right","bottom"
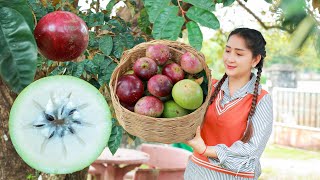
{"left": 209, "top": 28, "right": 267, "bottom": 143}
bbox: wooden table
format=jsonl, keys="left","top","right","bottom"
{"left": 89, "top": 148, "right": 150, "bottom": 180}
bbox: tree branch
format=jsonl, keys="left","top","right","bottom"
{"left": 307, "top": 8, "right": 320, "bottom": 27}
{"left": 72, "top": 0, "right": 79, "bottom": 8}
{"left": 236, "top": 0, "right": 293, "bottom": 33}
{"left": 96, "top": 0, "right": 100, "bottom": 12}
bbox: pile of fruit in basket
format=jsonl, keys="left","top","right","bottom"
{"left": 116, "top": 44, "right": 207, "bottom": 118}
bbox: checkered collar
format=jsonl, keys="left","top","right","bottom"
{"left": 214, "top": 74, "right": 262, "bottom": 100}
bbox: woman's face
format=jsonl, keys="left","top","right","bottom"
{"left": 223, "top": 34, "right": 260, "bottom": 79}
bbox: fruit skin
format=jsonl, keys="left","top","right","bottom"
{"left": 34, "top": 11, "right": 89, "bottom": 61}
{"left": 120, "top": 101, "right": 135, "bottom": 112}
{"left": 172, "top": 79, "right": 203, "bottom": 110}
{"left": 180, "top": 52, "right": 203, "bottom": 74}
{"left": 116, "top": 74, "right": 144, "bottom": 105}
{"left": 159, "top": 94, "right": 172, "bottom": 102}
{"left": 134, "top": 96, "right": 164, "bottom": 117}
{"left": 163, "top": 100, "right": 189, "bottom": 118}
{"left": 162, "top": 63, "right": 185, "bottom": 84}
{"left": 133, "top": 57, "right": 158, "bottom": 80}
{"left": 146, "top": 44, "right": 171, "bottom": 65}
{"left": 147, "top": 74, "right": 173, "bottom": 97}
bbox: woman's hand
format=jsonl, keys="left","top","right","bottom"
{"left": 187, "top": 126, "right": 207, "bottom": 154}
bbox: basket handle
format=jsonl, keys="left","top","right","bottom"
{"left": 113, "top": 69, "right": 120, "bottom": 101}
{"left": 169, "top": 47, "right": 185, "bottom": 55}
{"left": 120, "top": 49, "right": 131, "bottom": 63}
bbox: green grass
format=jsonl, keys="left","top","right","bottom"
{"left": 262, "top": 144, "right": 320, "bottom": 160}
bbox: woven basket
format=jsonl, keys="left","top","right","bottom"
{"left": 109, "top": 40, "right": 212, "bottom": 144}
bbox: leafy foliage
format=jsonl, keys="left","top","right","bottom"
{"left": 108, "top": 118, "right": 123, "bottom": 155}
{"left": 182, "top": 0, "right": 215, "bottom": 11}
{"left": 0, "top": 7, "right": 37, "bottom": 93}
{"left": 186, "top": 21, "right": 203, "bottom": 51}
{"left": 186, "top": 6, "right": 220, "bottom": 29}
{"left": 223, "top": 0, "right": 235, "bottom": 6}
{"left": 138, "top": 8, "right": 151, "bottom": 34}
{"left": 142, "top": 0, "right": 223, "bottom": 50}
{"left": 144, "top": 0, "right": 171, "bottom": 23}
{"left": 152, "top": 6, "right": 184, "bottom": 40}
{"left": 99, "top": 35, "right": 113, "bottom": 56}
{"left": 279, "top": 0, "right": 307, "bottom": 31}
{"left": 0, "top": 0, "right": 35, "bottom": 30}
{"left": 27, "top": 0, "right": 53, "bottom": 21}
{"left": 113, "top": 32, "right": 135, "bottom": 58}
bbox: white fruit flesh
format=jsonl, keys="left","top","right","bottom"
{"left": 9, "top": 75, "right": 112, "bottom": 174}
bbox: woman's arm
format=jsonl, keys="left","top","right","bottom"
{"left": 188, "top": 94, "right": 273, "bottom": 172}
{"left": 212, "top": 94, "right": 273, "bottom": 171}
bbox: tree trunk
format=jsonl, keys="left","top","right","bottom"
{"left": 41, "top": 169, "right": 89, "bottom": 180}
{"left": 0, "top": 79, "right": 88, "bottom": 180}
{"left": 0, "top": 80, "right": 35, "bottom": 180}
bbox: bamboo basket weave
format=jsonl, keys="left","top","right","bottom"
{"left": 109, "top": 40, "right": 212, "bottom": 144}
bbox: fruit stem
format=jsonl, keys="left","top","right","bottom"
{"left": 177, "top": 0, "right": 186, "bottom": 18}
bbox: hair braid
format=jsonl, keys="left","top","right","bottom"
{"left": 240, "top": 67, "right": 262, "bottom": 143}
{"left": 209, "top": 74, "right": 228, "bottom": 104}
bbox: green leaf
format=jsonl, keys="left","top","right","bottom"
{"left": 88, "top": 78, "right": 100, "bottom": 89}
{"left": 83, "top": 59, "right": 98, "bottom": 74}
{"left": 46, "top": 1, "right": 55, "bottom": 13}
{"left": 182, "top": 0, "right": 215, "bottom": 11}
{"left": 113, "top": 33, "right": 134, "bottom": 58}
{"left": 197, "top": 70, "right": 208, "bottom": 97}
{"left": 152, "top": 6, "right": 184, "bottom": 40}
{"left": 105, "top": 0, "right": 116, "bottom": 19}
{"left": 88, "top": 32, "right": 99, "bottom": 48}
{"left": 171, "top": 0, "right": 178, "bottom": 6}
{"left": 186, "top": 21, "right": 203, "bottom": 51}
{"left": 223, "top": 0, "right": 235, "bottom": 6}
{"left": 92, "top": 54, "right": 106, "bottom": 68}
{"left": 0, "top": 0, "right": 35, "bottom": 31}
{"left": 264, "top": 0, "right": 273, "bottom": 3}
{"left": 70, "top": 62, "right": 84, "bottom": 78}
{"left": 27, "top": 0, "right": 48, "bottom": 22}
{"left": 98, "top": 57, "right": 117, "bottom": 86}
{"left": 86, "top": 12, "right": 104, "bottom": 27}
{"left": 107, "top": 19, "right": 127, "bottom": 34}
{"left": 126, "top": 132, "right": 136, "bottom": 141}
{"left": 280, "top": 0, "right": 306, "bottom": 19}
{"left": 108, "top": 118, "right": 123, "bottom": 155}
{"left": 138, "top": 8, "right": 151, "bottom": 33}
{"left": 0, "top": 7, "right": 37, "bottom": 93}
{"left": 279, "top": 0, "right": 307, "bottom": 31}
{"left": 99, "top": 35, "right": 113, "bottom": 56}
{"left": 143, "top": 0, "right": 171, "bottom": 23}
{"left": 49, "top": 66, "right": 65, "bottom": 76}
{"left": 134, "top": 37, "right": 146, "bottom": 46}
{"left": 186, "top": 6, "right": 220, "bottom": 29}
{"left": 92, "top": 55, "right": 117, "bottom": 85}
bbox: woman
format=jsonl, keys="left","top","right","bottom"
{"left": 184, "top": 28, "right": 273, "bottom": 180}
